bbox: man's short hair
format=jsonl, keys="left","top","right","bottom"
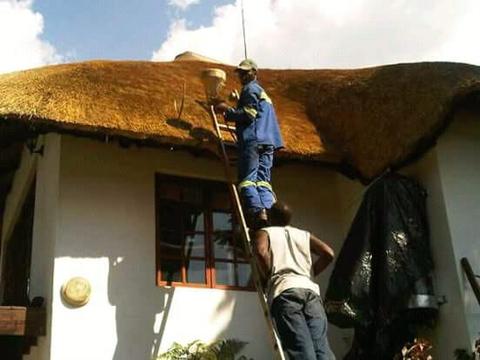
{"left": 269, "top": 201, "right": 292, "bottom": 226}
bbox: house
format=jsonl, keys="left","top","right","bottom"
{"left": 0, "top": 54, "right": 478, "bottom": 359}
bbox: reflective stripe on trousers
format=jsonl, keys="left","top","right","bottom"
{"left": 237, "top": 144, "right": 276, "bottom": 212}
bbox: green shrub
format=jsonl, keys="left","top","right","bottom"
{"left": 157, "top": 339, "right": 252, "bottom": 360}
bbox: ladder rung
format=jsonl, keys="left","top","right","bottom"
{"left": 218, "top": 123, "right": 237, "bottom": 132}
{"left": 207, "top": 105, "right": 286, "bottom": 360}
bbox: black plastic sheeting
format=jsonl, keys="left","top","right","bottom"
{"left": 325, "top": 173, "right": 434, "bottom": 359}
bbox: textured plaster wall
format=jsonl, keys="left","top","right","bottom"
{"left": 403, "top": 111, "right": 480, "bottom": 355}
{"left": 0, "top": 135, "right": 61, "bottom": 360}
{"left": 26, "top": 134, "right": 62, "bottom": 360}
{"left": 434, "top": 112, "right": 480, "bottom": 349}
{"left": 45, "top": 135, "right": 349, "bottom": 360}
{"left": 8, "top": 119, "right": 477, "bottom": 360}
{"left": 403, "top": 149, "right": 472, "bottom": 357}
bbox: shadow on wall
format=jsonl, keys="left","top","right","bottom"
{"left": 209, "top": 278, "right": 275, "bottom": 359}
{"left": 108, "top": 255, "right": 176, "bottom": 360}
{"left": 108, "top": 253, "right": 250, "bottom": 360}
{"left": 107, "top": 259, "right": 241, "bottom": 360}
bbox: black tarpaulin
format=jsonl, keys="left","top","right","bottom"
{"left": 325, "top": 173, "right": 434, "bottom": 358}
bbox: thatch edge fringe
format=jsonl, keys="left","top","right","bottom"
{"left": 0, "top": 113, "right": 340, "bottom": 164}
{"left": 387, "top": 84, "right": 480, "bottom": 178}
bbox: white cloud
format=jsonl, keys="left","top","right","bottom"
{"left": 432, "top": 2, "right": 480, "bottom": 64}
{"left": 0, "top": 0, "right": 62, "bottom": 74}
{"left": 168, "top": 0, "right": 200, "bottom": 11}
{"left": 153, "top": 0, "right": 480, "bottom": 68}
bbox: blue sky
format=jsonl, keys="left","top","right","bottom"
{"left": 1, "top": 0, "right": 480, "bottom": 74}
{"left": 32, "top": 0, "right": 232, "bottom": 60}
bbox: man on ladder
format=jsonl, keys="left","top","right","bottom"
{"left": 215, "top": 59, "right": 284, "bottom": 229}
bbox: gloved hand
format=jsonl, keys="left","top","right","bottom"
{"left": 214, "top": 101, "right": 230, "bottom": 114}
{"left": 229, "top": 89, "right": 240, "bottom": 102}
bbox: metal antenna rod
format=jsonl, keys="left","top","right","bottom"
{"left": 241, "top": 0, "right": 248, "bottom": 59}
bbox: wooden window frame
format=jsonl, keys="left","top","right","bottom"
{"left": 155, "top": 174, "right": 254, "bottom": 291}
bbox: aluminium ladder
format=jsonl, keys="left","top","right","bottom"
{"left": 206, "top": 104, "right": 286, "bottom": 360}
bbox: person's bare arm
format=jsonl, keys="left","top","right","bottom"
{"left": 253, "top": 230, "right": 271, "bottom": 285}
{"left": 310, "top": 233, "right": 335, "bottom": 276}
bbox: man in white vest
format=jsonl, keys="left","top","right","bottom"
{"left": 253, "top": 201, "right": 336, "bottom": 360}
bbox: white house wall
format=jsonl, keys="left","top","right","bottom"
{"left": 403, "top": 111, "right": 480, "bottom": 355}
{"left": 403, "top": 149, "right": 472, "bottom": 357}
{"left": 319, "top": 110, "right": 480, "bottom": 357}
{"left": 25, "top": 134, "right": 62, "bottom": 360}
{"left": 7, "top": 121, "right": 477, "bottom": 360}
{"left": 46, "top": 135, "right": 349, "bottom": 360}
{"left": 0, "top": 134, "right": 61, "bottom": 360}
{"left": 435, "top": 112, "right": 480, "bottom": 349}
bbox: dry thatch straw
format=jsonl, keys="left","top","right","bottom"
{"left": 1, "top": 58, "right": 479, "bottom": 181}
{"left": 306, "top": 62, "right": 480, "bottom": 179}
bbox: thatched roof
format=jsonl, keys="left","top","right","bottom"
{"left": 0, "top": 60, "right": 337, "bottom": 163}
{"left": 307, "top": 62, "right": 480, "bottom": 179}
{"left": 1, "top": 59, "right": 480, "bottom": 182}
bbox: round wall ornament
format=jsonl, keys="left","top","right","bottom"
{"left": 61, "top": 277, "right": 91, "bottom": 307}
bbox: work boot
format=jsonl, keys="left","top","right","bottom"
{"left": 245, "top": 209, "right": 267, "bottom": 229}
{"left": 254, "top": 209, "right": 269, "bottom": 230}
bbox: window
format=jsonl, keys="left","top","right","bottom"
{"left": 155, "top": 174, "right": 253, "bottom": 290}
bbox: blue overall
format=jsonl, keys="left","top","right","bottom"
{"left": 225, "top": 80, "right": 284, "bottom": 213}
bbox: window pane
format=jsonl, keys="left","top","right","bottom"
{"left": 156, "top": 176, "right": 253, "bottom": 290}
{"left": 186, "top": 260, "right": 205, "bottom": 284}
{"left": 213, "top": 212, "right": 233, "bottom": 231}
{"left": 157, "top": 183, "right": 182, "bottom": 201}
{"left": 160, "top": 260, "right": 182, "bottom": 283}
{"left": 211, "top": 191, "right": 231, "bottom": 211}
{"left": 213, "top": 232, "right": 234, "bottom": 259}
{"left": 184, "top": 208, "right": 204, "bottom": 232}
{"left": 183, "top": 187, "right": 203, "bottom": 206}
{"left": 236, "top": 263, "right": 253, "bottom": 287}
{"left": 234, "top": 235, "right": 249, "bottom": 260}
{"left": 215, "top": 262, "right": 236, "bottom": 286}
{"left": 158, "top": 202, "right": 204, "bottom": 233}
{"left": 184, "top": 234, "right": 205, "bottom": 258}
{"left": 158, "top": 202, "right": 183, "bottom": 230}
{"left": 159, "top": 231, "right": 183, "bottom": 257}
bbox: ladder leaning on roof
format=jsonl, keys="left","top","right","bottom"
{"left": 207, "top": 104, "right": 286, "bottom": 360}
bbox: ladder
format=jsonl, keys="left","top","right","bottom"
{"left": 206, "top": 104, "right": 286, "bottom": 360}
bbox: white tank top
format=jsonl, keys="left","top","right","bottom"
{"left": 263, "top": 226, "right": 320, "bottom": 303}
